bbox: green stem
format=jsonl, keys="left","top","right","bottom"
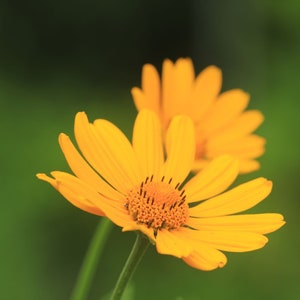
{"left": 70, "top": 218, "right": 113, "bottom": 300}
{"left": 110, "top": 233, "right": 150, "bottom": 300}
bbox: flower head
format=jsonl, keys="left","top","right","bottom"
{"left": 37, "top": 110, "right": 284, "bottom": 271}
{"left": 131, "top": 58, "right": 265, "bottom": 173}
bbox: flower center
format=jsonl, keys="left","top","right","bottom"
{"left": 125, "top": 176, "right": 189, "bottom": 238}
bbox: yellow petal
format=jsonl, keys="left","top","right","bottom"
{"left": 206, "top": 135, "right": 266, "bottom": 158}
{"left": 238, "top": 159, "right": 261, "bottom": 174}
{"left": 155, "top": 228, "right": 193, "bottom": 258}
{"left": 59, "top": 133, "right": 122, "bottom": 200}
{"left": 200, "top": 89, "right": 250, "bottom": 136}
{"left": 37, "top": 171, "right": 133, "bottom": 228}
{"left": 188, "top": 65, "right": 222, "bottom": 122}
{"left": 132, "top": 110, "right": 164, "bottom": 179}
{"left": 190, "top": 177, "right": 272, "bottom": 217}
{"left": 161, "top": 59, "right": 175, "bottom": 124}
{"left": 74, "top": 112, "right": 139, "bottom": 193}
{"left": 171, "top": 58, "right": 195, "bottom": 115}
{"left": 185, "top": 155, "right": 239, "bottom": 203}
{"left": 36, "top": 172, "right": 104, "bottom": 216}
{"left": 182, "top": 244, "right": 227, "bottom": 271}
{"left": 160, "top": 115, "right": 195, "bottom": 185}
{"left": 185, "top": 230, "right": 269, "bottom": 252}
{"left": 188, "top": 213, "right": 285, "bottom": 234}
{"left": 131, "top": 63, "right": 161, "bottom": 114}
{"left": 208, "top": 110, "right": 264, "bottom": 144}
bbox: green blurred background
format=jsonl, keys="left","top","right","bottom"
{"left": 1, "top": 0, "right": 299, "bottom": 299}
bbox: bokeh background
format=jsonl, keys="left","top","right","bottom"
{"left": 1, "top": 0, "right": 299, "bottom": 299}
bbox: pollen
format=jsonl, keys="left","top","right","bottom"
{"left": 125, "top": 176, "right": 189, "bottom": 237}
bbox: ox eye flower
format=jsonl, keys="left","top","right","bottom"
{"left": 131, "top": 58, "right": 265, "bottom": 173}
{"left": 37, "top": 109, "right": 284, "bottom": 270}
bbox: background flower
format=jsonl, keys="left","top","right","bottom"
{"left": 132, "top": 58, "right": 265, "bottom": 174}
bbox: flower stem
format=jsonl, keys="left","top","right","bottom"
{"left": 110, "top": 233, "right": 150, "bottom": 300}
{"left": 70, "top": 218, "right": 113, "bottom": 300}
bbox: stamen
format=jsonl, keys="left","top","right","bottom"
{"left": 126, "top": 176, "right": 189, "bottom": 239}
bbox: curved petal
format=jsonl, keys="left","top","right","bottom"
{"left": 74, "top": 112, "right": 139, "bottom": 194}
{"left": 184, "top": 230, "right": 269, "bottom": 252}
{"left": 190, "top": 177, "right": 272, "bottom": 217}
{"left": 159, "top": 115, "right": 195, "bottom": 185}
{"left": 132, "top": 110, "right": 164, "bottom": 179}
{"left": 238, "top": 159, "right": 260, "bottom": 173}
{"left": 131, "top": 63, "right": 161, "bottom": 114}
{"left": 185, "top": 155, "right": 239, "bottom": 203}
{"left": 208, "top": 110, "right": 264, "bottom": 144}
{"left": 206, "top": 135, "right": 266, "bottom": 159}
{"left": 59, "top": 133, "right": 122, "bottom": 200}
{"left": 188, "top": 213, "right": 285, "bottom": 234}
{"left": 182, "top": 245, "right": 227, "bottom": 271}
{"left": 122, "top": 224, "right": 156, "bottom": 242}
{"left": 161, "top": 59, "right": 176, "bottom": 125}
{"left": 200, "top": 89, "right": 250, "bottom": 136}
{"left": 37, "top": 172, "right": 104, "bottom": 216}
{"left": 37, "top": 171, "right": 133, "bottom": 228}
{"left": 155, "top": 228, "right": 193, "bottom": 258}
{"left": 188, "top": 65, "right": 222, "bottom": 122}
{"left": 171, "top": 58, "right": 195, "bottom": 115}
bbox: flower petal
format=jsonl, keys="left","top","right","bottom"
{"left": 36, "top": 172, "right": 104, "bottom": 216}
{"left": 206, "top": 135, "right": 266, "bottom": 159}
{"left": 188, "top": 65, "right": 222, "bottom": 122}
{"left": 59, "top": 133, "right": 122, "bottom": 199}
{"left": 190, "top": 177, "right": 272, "bottom": 217}
{"left": 155, "top": 228, "right": 193, "bottom": 258}
{"left": 132, "top": 110, "right": 164, "bottom": 179}
{"left": 185, "top": 155, "right": 239, "bottom": 203}
{"left": 208, "top": 110, "right": 264, "bottom": 144}
{"left": 74, "top": 112, "right": 139, "bottom": 193}
{"left": 238, "top": 159, "right": 260, "bottom": 173}
{"left": 131, "top": 63, "right": 161, "bottom": 114}
{"left": 184, "top": 230, "right": 269, "bottom": 252}
{"left": 37, "top": 171, "right": 133, "bottom": 228}
{"left": 200, "top": 89, "right": 250, "bottom": 136}
{"left": 160, "top": 115, "right": 195, "bottom": 185}
{"left": 188, "top": 213, "right": 285, "bottom": 234}
{"left": 182, "top": 245, "right": 227, "bottom": 271}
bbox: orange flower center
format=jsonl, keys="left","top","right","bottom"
{"left": 126, "top": 176, "right": 189, "bottom": 237}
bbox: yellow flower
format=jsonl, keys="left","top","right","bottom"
{"left": 131, "top": 58, "right": 265, "bottom": 173}
{"left": 37, "top": 110, "right": 284, "bottom": 271}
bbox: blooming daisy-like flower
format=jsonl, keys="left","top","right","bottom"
{"left": 37, "top": 110, "right": 284, "bottom": 271}
{"left": 131, "top": 58, "right": 265, "bottom": 173}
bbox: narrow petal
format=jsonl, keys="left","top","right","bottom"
{"left": 185, "top": 155, "right": 239, "bottom": 203}
{"left": 188, "top": 213, "right": 285, "bottom": 234}
{"left": 185, "top": 230, "right": 269, "bottom": 252}
{"left": 188, "top": 65, "right": 222, "bottom": 122}
{"left": 131, "top": 64, "right": 161, "bottom": 114}
{"left": 155, "top": 229, "right": 193, "bottom": 258}
{"left": 171, "top": 58, "right": 195, "bottom": 115}
{"left": 36, "top": 172, "right": 104, "bottom": 216}
{"left": 59, "top": 133, "right": 122, "bottom": 199}
{"left": 190, "top": 178, "right": 272, "bottom": 217}
{"left": 161, "top": 59, "right": 176, "bottom": 125}
{"left": 200, "top": 89, "right": 250, "bottom": 136}
{"left": 208, "top": 110, "right": 264, "bottom": 144}
{"left": 238, "top": 159, "right": 260, "bottom": 173}
{"left": 160, "top": 115, "right": 195, "bottom": 185}
{"left": 132, "top": 110, "right": 164, "bottom": 178}
{"left": 37, "top": 171, "right": 133, "bottom": 228}
{"left": 183, "top": 245, "right": 227, "bottom": 271}
{"left": 122, "top": 224, "right": 156, "bottom": 242}
{"left": 206, "top": 135, "right": 266, "bottom": 158}
{"left": 74, "top": 112, "right": 139, "bottom": 193}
